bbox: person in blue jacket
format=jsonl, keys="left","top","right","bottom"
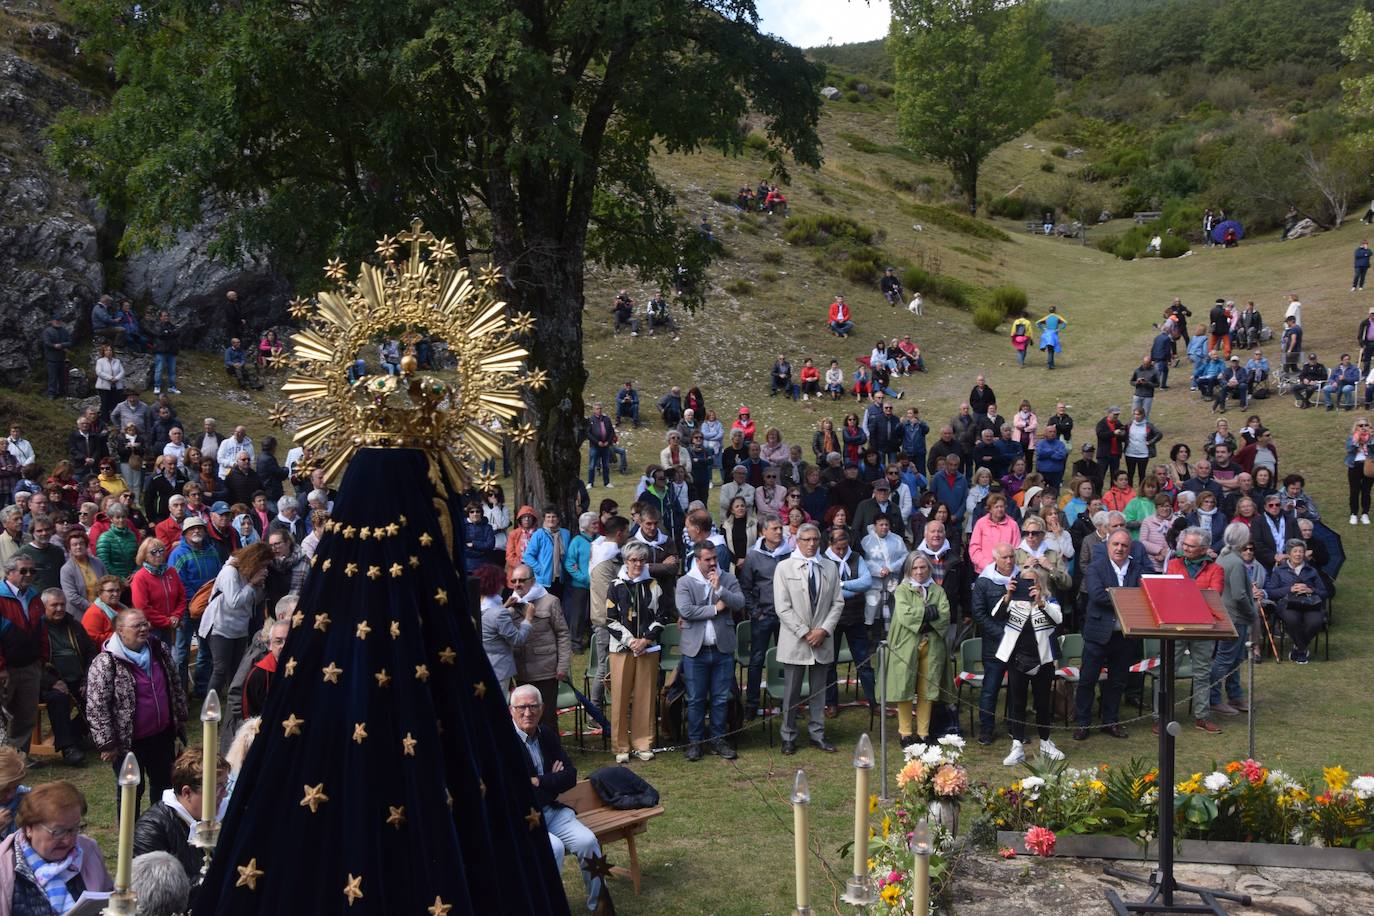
{"left": 461, "top": 502, "right": 496, "bottom": 574}
{"left": 522, "top": 507, "right": 572, "bottom": 595}
{"left": 1150, "top": 327, "right": 1177, "bottom": 389}
{"left": 930, "top": 453, "right": 970, "bottom": 528}
{"left": 1352, "top": 240, "right": 1371, "bottom": 292}
{"left": 899, "top": 408, "right": 930, "bottom": 471}
{"left": 562, "top": 512, "right": 596, "bottom": 652}
{"left": 1034, "top": 425, "right": 1070, "bottom": 489}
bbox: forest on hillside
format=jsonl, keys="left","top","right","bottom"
{"left": 809, "top": 0, "right": 1374, "bottom": 255}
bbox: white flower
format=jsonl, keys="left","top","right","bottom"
{"left": 1021, "top": 776, "right": 1045, "bottom": 799}
{"left": 1142, "top": 788, "right": 1158, "bottom": 807}
{"left": 1267, "top": 769, "right": 1290, "bottom": 787}
{"left": 1352, "top": 775, "right": 1374, "bottom": 800}
{"left": 919, "top": 745, "right": 944, "bottom": 766}
{"left": 1203, "top": 772, "right": 1230, "bottom": 793}
{"left": 937, "top": 734, "right": 965, "bottom": 750}
{"left": 902, "top": 743, "right": 924, "bottom": 762}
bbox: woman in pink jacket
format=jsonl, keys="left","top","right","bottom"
{"left": 969, "top": 493, "right": 1021, "bottom": 571}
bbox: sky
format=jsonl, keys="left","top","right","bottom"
{"left": 754, "top": 0, "right": 892, "bottom": 49}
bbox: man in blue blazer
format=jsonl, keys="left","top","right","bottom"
{"left": 1074, "top": 530, "right": 1139, "bottom": 741}
{"left": 675, "top": 541, "right": 746, "bottom": 761}
{"left": 511, "top": 684, "right": 604, "bottom": 911}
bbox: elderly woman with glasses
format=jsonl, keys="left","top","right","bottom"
{"left": 1013, "top": 515, "right": 1071, "bottom": 595}
{"left": 0, "top": 781, "right": 112, "bottom": 914}
{"left": 606, "top": 542, "right": 667, "bottom": 763}
{"left": 884, "top": 552, "right": 950, "bottom": 748}
{"left": 129, "top": 538, "right": 185, "bottom": 648}
{"left": 1264, "top": 538, "right": 1329, "bottom": 664}
{"left": 1345, "top": 417, "right": 1373, "bottom": 525}
{"left": 85, "top": 608, "right": 187, "bottom": 815}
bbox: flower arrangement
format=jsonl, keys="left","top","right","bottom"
{"left": 976, "top": 757, "right": 1374, "bottom": 851}
{"left": 864, "top": 736, "right": 969, "bottom": 911}
{"left": 1024, "top": 825, "right": 1057, "bottom": 857}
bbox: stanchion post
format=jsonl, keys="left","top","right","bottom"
{"left": 1246, "top": 640, "right": 1255, "bottom": 762}
{"left": 878, "top": 641, "right": 891, "bottom": 804}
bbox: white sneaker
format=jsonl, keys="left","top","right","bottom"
{"left": 633, "top": 749, "right": 655, "bottom": 762}
{"left": 802, "top": 394, "right": 809, "bottom": 401}
{"left": 605, "top": 483, "right": 614, "bottom": 489}
{"left": 1363, "top": 514, "right": 1371, "bottom": 525}
{"left": 152, "top": 387, "right": 161, "bottom": 394}
{"left": 169, "top": 387, "right": 182, "bottom": 394}
{"left": 1002, "top": 740, "right": 1025, "bottom": 766}
{"left": 615, "top": 753, "right": 630, "bottom": 764}
{"left": 1352, "top": 515, "right": 1360, "bottom": 526}
{"left": 1040, "top": 738, "right": 1065, "bottom": 762}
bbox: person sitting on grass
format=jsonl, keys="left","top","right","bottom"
{"left": 223, "top": 339, "right": 262, "bottom": 390}
{"left": 828, "top": 295, "right": 853, "bottom": 338}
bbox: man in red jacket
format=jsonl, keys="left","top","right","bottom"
{"left": 0, "top": 555, "right": 51, "bottom": 756}
{"left": 828, "top": 295, "right": 854, "bottom": 338}
{"left": 1158, "top": 526, "right": 1226, "bottom": 736}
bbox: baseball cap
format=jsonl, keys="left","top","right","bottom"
{"left": 1229, "top": 355, "right": 1240, "bottom": 361}
{"left": 209, "top": 501, "right": 231, "bottom": 515}
{"left": 873, "top": 479, "right": 891, "bottom": 491}
{"left": 182, "top": 516, "right": 206, "bottom": 532}
{"left": 844, "top": 460, "right": 858, "bottom": 470}
{"left": 1081, "top": 443, "right": 1094, "bottom": 452}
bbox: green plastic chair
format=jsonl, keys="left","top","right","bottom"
{"left": 1056, "top": 633, "right": 1085, "bottom": 724}
{"left": 956, "top": 637, "right": 984, "bottom": 735}
{"left": 735, "top": 620, "right": 751, "bottom": 690}
{"left": 763, "top": 646, "right": 809, "bottom": 747}
{"left": 555, "top": 678, "right": 583, "bottom": 748}
{"left": 658, "top": 623, "right": 682, "bottom": 674}
{"left": 581, "top": 636, "right": 609, "bottom": 750}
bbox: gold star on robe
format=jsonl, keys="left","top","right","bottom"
{"left": 355, "top": 620, "right": 372, "bottom": 639}
{"left": 386, "top": 805, "right": 406, "bottom": 829}
{"left": 352, "top": 722, "right": 368, "bottom": 743}
{"left": 401, "top": 732, "right": 417, "bottom": 756}
{"left": 439, "top": 647, "right": 457, "bottom": 665}
{"left": 386, "top": 522, "right": 400, "bottom": 536}
{"left": 345, "top": 562, "right": 358, "bottom": 577}
{"left": 322, "top": 558, "right": 333, "bottom": 572}
{"left": 301, "top": 782, "right": 329, "bottom": 813}
{"left": 342, "top": 526, "right": 357, "bottom": 539}
{"left": 313, "top": 613, "right": 331, "bottom": 632}
{"left": 375, "top": 669, "right": 391, "bottom": 687}
{"left": 428, "top": 897, "right": 453, "bottom": 916}
{"left": 389, "top": 620, "right": 400, "bottom": 639}
{"left": 321, "top": 662, "right": 343, "bottom": 684}
{"left": 281, "top": 714, "right": 304, "bottom": 737}
{"left": 419, "top": 532, "right": 434, "bottom": 547}
{"left": 235, "top": 858, "right": 264, "bottom": 890}
{"left": 359, "top": 526, "right": 371, "bottom": 540}
{"left": 309, "top": 554, "right": 317, "bottom": 568}
{"left": 291, "top": 610, "right": 304, "bottom": 629}
{"left": 414, "top": 664, "right": 430, "bottom": 682}
{"left": 408, "top": 555, "right": 420, "bottom": 568}
{"left": 389, "top": 562, "right": 403, "bottom": 578}
{"left": 343, "top": 874, "right": 363, "bottom": 906}
{"left": 367, "top": 565, "right": 382, "bottom": 580}
{"left": 284, "top": 657, "right": 297, "bottom": 677}
{"left": 525, "top": 807, "right": 542, "bottom": 830}
{"left": 434, "top": 588, "right": 448, "bottom": 605}
{"left": 473, "top": 681, "right": 487, "bottom": 699}
{"left": 398, "top": 514, "right": 408, "bottom": 526}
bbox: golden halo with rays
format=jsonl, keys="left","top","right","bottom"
{"left": 281, "top": 218, "right": 534, "bottom": 486}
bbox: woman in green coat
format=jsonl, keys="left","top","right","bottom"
{"left": 884, "top": 551, "right": 950, "bottom": 747}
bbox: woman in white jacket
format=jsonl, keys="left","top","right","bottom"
{"left": 94, "top": 344, "right": 126, "bottom": 424}
{"left": 993, "top": 565, "right": 1064, "bottom": 766}
{"left": 860, "top": 516, "right": 907, "bottom": 629}
{"left": 198, "top": 541, "right": 271, "bottom": 703}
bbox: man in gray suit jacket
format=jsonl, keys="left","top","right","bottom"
{"left": 676, "top": 541, "right": 746, "bottom": 761}
{"left": 772, "top": 522, "right": 845, "bottom": 755}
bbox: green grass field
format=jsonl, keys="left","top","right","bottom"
{"left": 2, "top": 95, "right": 1370, "bottom": 913}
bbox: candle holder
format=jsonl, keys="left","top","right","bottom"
{"left": 791, "top": 769, "right": 812, "bottom": 916}
{"left": 191, "top": 690, "right": 223, "bottom": 880}
{"left": 842, "top": 734, "right": 876, "bottom": 907}
{"left": 910, "top": 818, "right": 932, "bottom": 916}
{"left": 104, "top": 753, "right": 141, "bottom": 915}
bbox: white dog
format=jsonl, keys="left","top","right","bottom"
{"left": 907, "top": 293, "right": 923, "bottom": 316}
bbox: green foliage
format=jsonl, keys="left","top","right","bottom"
{"left": 759, "top": 269, "right": 781, "bottom": 282}
{"left": 903, "top": 201, "right": 1011, "bottom": 242}
{"left": 744, "top": 132, "right": 770, "bottom": 151}
{"left": 1039, "top": 160, "right": 1056, "bottom": 172}
{"left": 844, "top": 91, "right": 862, "bottom": 103}
{"left": 890, "top": 0, "right": 1056, "bottom": 209}
{"left": 841, "top": 257, "right": 877, "bottom": 284}
{"left": 902, "top": 266, "right": 979, "bottom": 310}
{"left": 760, "top": 249, "right": 783, "bottom": 265}
{"left": 1342, "top": 9, "right": 1374, "bottom": 155}
{"left": 1051, "top": 145, "right": 1068, "bottom": 157}
{"left": 805, "top": 38, "right": 894, "bottom": 82}
{"left": 710, "top": 189, "right": 734, "bottom": 205}
{"left": 723, "top": 278, "right": 754, "bottom": 295}
{"left": 1159, "top": 234, "right": 1191, "bottom": 258}
{"left": 783, "top": 214, "right": 876, "bottom": 247}
{"left": 836, "top": 132, "right": 924, "bottom": 165}
{"left": 972, "top": 303, "right": 1005, "bottom": 332}
{"left": 989, "top": 285, "right": 1029, "bottom": 317}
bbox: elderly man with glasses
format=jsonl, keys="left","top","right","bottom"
{"left": 773, "top": 523, "right": 844, "bottom": 755}
{"left": 509, "top": 684, "right": 606, "bottom": 911}
{"left": 0, "top": 556, "right": 48, "bottom": 758}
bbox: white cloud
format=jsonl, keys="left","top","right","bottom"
{"left": 754, "top": 0, "right": 891, "bottom": 49}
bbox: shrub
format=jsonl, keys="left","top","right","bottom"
{"left": 1095, "top": 234, "right": 1120, "bottom": 255}
{"left": 843, "top": 76, "right": 861, "bottom": 91}
{"left": 989, "top": 285, "right": 1028, "bottom": 318}
{"left": 972, "top": 303, "right": 1004, "bottom": 332}
{"left": 760, "top": 250, "right": 783, "bottom": 265}
{"left": 904, "top": 202, "right": 1010, "bottom": 242}
{"left": 709, "top": 189, "right": 734, "bottom": 205}
{"left": 1039, "top": 160, "right": 1056, "bottom": 173}
{"left": 874, "top": 84, "right": 894, "bottom": 98}
{"left": 760, "top": 269, "right": 781, "bottom": 282}
{"left": 784, "top": 214, "right": 875, "bottom": 247}
{"left": 723, "top": 278, "right": 754, "bottom": 295}
{"left": 744, "top": 132, "right": 769, "bottom": 151}
{"left": 1159, "top": 235, "right": 1190, "bottom": 258}
{"left": 1051, "top": 145, "right": 1067, "bottom": 158}
{"left": 841, "top": 258, "right": 875, "bottom": 284}
{"left": 986, "top": 196, "right": 1027, "bottom": 220}
{"left": 902, "top": 266, "right": 932, "bottom": 293}
{"left": 845, "top": 91, "right": 862, "bottom": 103}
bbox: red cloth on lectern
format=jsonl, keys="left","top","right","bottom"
{"left": 1142, "top": 573, "right": 1220, "bottom": 627}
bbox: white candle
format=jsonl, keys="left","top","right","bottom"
{"left": 114, "top": 752, "right": 141, "bottom": 891}
{"left": 201, "top": 690, "right": 222, "bottom": 823}
{"left": 852, "top": 734, "right": 874, "bottom": 883}
{"left": 791, "top": 769, "right": 810, "bottom": 912}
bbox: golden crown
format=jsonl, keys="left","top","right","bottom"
{"left": 273, "top": 219, "right": 543, "bottom": 486}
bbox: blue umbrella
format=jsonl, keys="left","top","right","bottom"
{"left": 1309, "top": 519, "right": 1345, "bottom": 581}
{"left": 1211, "top": 219, "right": 1245, "bottom": 244}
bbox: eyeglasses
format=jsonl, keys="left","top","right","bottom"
{"left": 1022, "top": 529, "right": 1044, "bottom": 536}
{"left": 1241, "top": 545, "right": 1255, "bottom": 551}
{"left": 149, "top": 548, "right": 166, "bottom": 555}
{"left": 15, "top": 569, "right": 34, "bottom": 576}
{"left": 511, "top": 704, "right": 542, "bottom": 712}
{"left": 36, "top": 823, "right": 86, "bottom": 841}
{"left": 510, "top": 576, "right": 532, "bottom": 584}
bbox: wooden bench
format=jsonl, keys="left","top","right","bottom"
{"left": 1133, "top": 210, "right": 1162, "bottom": 224}
{"left": 556, "top": 780, "right": 664, "bottom": 894}
{"left": 30, "top": 703, "right": 57, "bottom": 758}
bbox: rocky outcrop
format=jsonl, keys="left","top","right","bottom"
{"left": 0, "top": 43, "right": 104, "bottom": 385}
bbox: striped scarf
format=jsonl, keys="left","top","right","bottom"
{"left": 19, "top": 830, "right": 83, "bottom": 914}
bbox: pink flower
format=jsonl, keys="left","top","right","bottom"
{"left": 1024, "top": 825, "right": 1057, "bottom": 857}
{"left": 886, "top": 870, "right": 904, "bottom": 884}
{"left": 1242, "top": 759, "right": 1265, "bottom": 786}
{"left": 998, "top": 846, "right": 1018, "bottom": 859}
{"left": 932, "top": 764, "right": 969, "bottom": 797}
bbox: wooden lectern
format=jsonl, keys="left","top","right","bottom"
{"left": 1102, "top": 584, "right": 1252, "bottom": 916}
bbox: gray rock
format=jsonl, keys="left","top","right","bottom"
{"left": 856, "top": 83, "right": 870, "bottom": 95}
{"left": 1264, "top": 895, "right": 1321, "bottom": 915}
{"left": 1287, "top": 218, "right": 1320, "bottom": 239}
{"left": 1236, "top": 874, "right": 1280, "bottom": 896}
{"left": 820, "top": 86, "right": 841, "bottom": 101}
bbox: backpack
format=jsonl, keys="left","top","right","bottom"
{"left": 188, "top": 579, "right": 217, "bottom": 620}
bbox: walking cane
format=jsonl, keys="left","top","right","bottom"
{"left": 1256, "top": 601, "right": 1281, "bottom": 662}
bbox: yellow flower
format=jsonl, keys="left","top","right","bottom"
{"left": 870, "top": 794, "right": 879, "bottom": 815}
{"left": 1177, "top": 774, "right": 1203, "bottom": 795}
{"left": 1089, "top": 780, "right": 1106, "bottom": 794}
{"left": 867, "top": 858, "right": 875, "bottom": 873}
{"left": 1324, "top": 766, "right": 1350, "bottom": 793}
{"left": 880, "top": 884, "right": 902, "bottom": 906}
{"left": 882, "top": 815, "right": 892, "bottom": 839}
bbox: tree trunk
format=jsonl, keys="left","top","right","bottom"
{"left": 498, "top": 240, "right": 589, "bottom": 526}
